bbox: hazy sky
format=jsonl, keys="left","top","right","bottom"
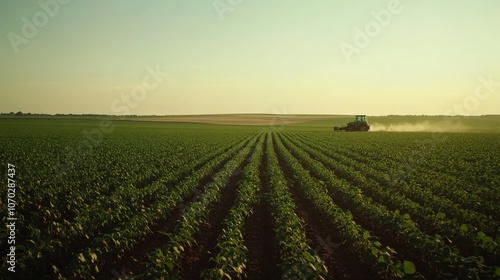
{"left": 1, "top": 0, "right": 499, "bottom": 115}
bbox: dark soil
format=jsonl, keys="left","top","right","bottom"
{"left": 244, "top": 135, "right": 282, "bottom": 279}
{"left": 96, "top": 138, "right": 254, "bottom": 279}
{"left": 272, "top": 133, "right": 373, "bottom": 280}
{"left": 177, "top": 138, "right": 259, "bottom": 279}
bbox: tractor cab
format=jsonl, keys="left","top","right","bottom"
{"left": 355, "top": 115, "right": 367, "bottom": 122}
{"left": 334, "top": 115, "right": 370, "bottom": 132}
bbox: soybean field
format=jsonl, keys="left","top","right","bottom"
{"left": 1, "top": 118, "right": 499, "bottom": 279}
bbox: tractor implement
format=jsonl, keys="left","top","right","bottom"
{"left": 333, "top": 115, "right": 370, "bottom": 132}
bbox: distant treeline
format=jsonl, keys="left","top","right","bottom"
{"left": 384, "top": 114, "right": 500, "bottom": 117}
{"left": 2, "top": 112, "right": 498, "bottom": 117}
{"left": 1, "top": 112, "right": 129, "bottom": 117}
{"left": 1, "top": 111, "right": 51, "bottom": 116}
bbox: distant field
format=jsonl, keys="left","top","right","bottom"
{"left": 2, "top": 114, "right": 499, "bottom": 132}
{"left": 127, "top": 114, "right": 348, "bottom": 126}
{"left": 128, "top": 114, "right": 500, "bottom": 132}
{"left": 1, "top": 118, "right": 499, "bottom": 279}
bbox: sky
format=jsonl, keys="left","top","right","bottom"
{"left": 0, "top": 0, "right": 499, "bottom": 116}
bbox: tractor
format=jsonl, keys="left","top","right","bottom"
{"left": 334, "top": 115, "right": 370, "bottom": 132}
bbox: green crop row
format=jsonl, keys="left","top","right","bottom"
{"left": 62, "top": 134, "right": 256, "bottom": 279}
{"left": 13, "top": 135, "right": 243, "bottom": 278}
{"left": 202, "top": 134, "right": 265, "bottom": 279}
{"left": 266, "top": 133, "right": 328, "bottom": 280}
{"left": 17, "top": 134, "right": 248, "bottom": 278}
{"left": 273, "top": 133, "right": 416, "bottom": 279}
{"left": 143, "top": 134, "right": 261, "bottom": 279}
{"left": 285, "top": 132, "right": 500, "bottom": 266}
{"left": 334, "top": 133, "right": 500, "bottom": 217}
{"left": 300, "top": 132, "right": 500, "bottom": 237}
{"left": 277, "top": 133, "right": 497, "bottom": 279}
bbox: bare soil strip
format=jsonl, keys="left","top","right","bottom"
{"left": 128, "top": 114, "right": 347, "bottom": 126}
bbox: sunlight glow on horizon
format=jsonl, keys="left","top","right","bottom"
{"left": 1, "top": 0, "right": 499, "bottom": 115}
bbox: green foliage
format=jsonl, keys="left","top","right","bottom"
{"left": 1, "top": 119, "right": 499, "bottom": 279}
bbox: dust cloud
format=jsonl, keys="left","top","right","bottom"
{"left": 370, "top": 121, "right": 469, "bottom": 132}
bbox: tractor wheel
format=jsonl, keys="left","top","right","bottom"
{"left": 347, "top": 126, "right": 354, "bottom": 132}
{"left": 359, "top": 124, "right": 368, "bottom": 131}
